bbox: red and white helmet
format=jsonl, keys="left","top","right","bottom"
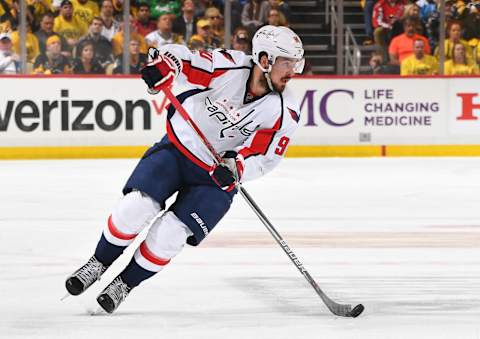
{"left": 252, "top": 25, "right": 305, "bottom": 74}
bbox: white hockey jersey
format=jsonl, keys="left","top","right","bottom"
{"left": 159, "top": 44, "right": 301, "bottom": 182}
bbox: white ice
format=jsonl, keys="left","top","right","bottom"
{"left": 1, "top": 157, "right": 480, "bottom": 339}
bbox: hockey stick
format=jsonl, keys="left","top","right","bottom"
{"left": 162, "top": 87, "right": 364, "bottom": 318}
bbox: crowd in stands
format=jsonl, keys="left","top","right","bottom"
{"left": 0, "top": 0, "right": 292, "bottom": 75}
{"left": 364, "top": 0, "right": 480, "bottom": 75}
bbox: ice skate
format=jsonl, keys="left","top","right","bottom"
{"left": 65, "top": 256, "right": 108, "bottom": 296}
{"left": 96, "top": 276, "right": 131, "bottom": 314}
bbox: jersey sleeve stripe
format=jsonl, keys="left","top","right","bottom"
{"left": 181, "top": 61, "right": 227, "bottom": 87}
{"left": 238, "top": 116, "right": 282, "bottom": 159}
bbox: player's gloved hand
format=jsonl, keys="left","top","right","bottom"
{"left": 209, "top": 151, "right": 245, "bottom": 192}
{"left": 141, "top": 48, "right": 178, "bottom": 94}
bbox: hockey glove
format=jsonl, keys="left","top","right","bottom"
{"left": 210, "top": 151, "right": 245, "bottom": 192}
{"left": 141, "top": 48, "right": 179, "bottom": 94}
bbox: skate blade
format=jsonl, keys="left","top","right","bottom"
{"left": 60, "top": 293, "right": 70, "bottom": 301}
{"left": 86, "top": 306, "right": 105, "bottom": 316}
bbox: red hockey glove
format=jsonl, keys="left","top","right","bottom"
{"left": 142, "top": 48, "right": 178, "bottom": 94}
{"left": 209, "top": 151, "right": 245, "bottom": 192}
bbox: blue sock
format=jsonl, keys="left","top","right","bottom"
{"left": 120, "top": 258, "right": 157, "bottom": 288}
{"left": 94, "top": 234, "right": 126, "bottom": 266}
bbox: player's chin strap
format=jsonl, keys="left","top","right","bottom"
{"left": 257, "top": 63, "right": 275, "bottom": 92}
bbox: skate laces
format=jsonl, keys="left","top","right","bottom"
{"left": 75, "top": 256, "right": 105, "bottom": 286}
{"left": 105, "top": 277, "right": 130, "bottom": 304}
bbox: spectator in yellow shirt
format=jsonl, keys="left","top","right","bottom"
{"left": 27, "top": 0, "right": 53, "bottom": 29}
{"left": 435, "top": 21, "right": 473, "bottom": 62}
{"left": 112, "top": 37, "right": 147, "bottom": 74}
{"left": 111, "top": 14, "right": 147, "bottom": 56}
{"left": 444, "top": 42, "right": 479, "bottom": 75}
{"left": 401, "top": 39, "right": 438, "bottom": 75}
{"left": 0, "top": 0, "right": 18, "bottom": 32}
{"left": 72, "top": 0, "right": 100, "bottom": 28}
{"left": 54, "top": 0, "right": 88, "bottom": 49}
{"left": 467, "top": 38, "right": 480, "bottom": 66}
{"left": 35, "top": 13, "right": 71, "bottom": 57}
{"left": 11, "top": 20, "right": 40, "bottom": 63}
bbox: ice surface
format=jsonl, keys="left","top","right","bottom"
{"left": 1, "top": 158, "right": 480, "bottom": 339}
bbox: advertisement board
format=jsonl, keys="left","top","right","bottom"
{"left": 1, "top": 76, "right": 480, "bottom": 158}
{"left": 0, "top": 77, "right": 168, "bottom": 147}
{"left": 293, "top": 78, "right": 447, "bottom": 145}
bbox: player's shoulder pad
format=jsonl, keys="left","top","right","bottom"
{"left": 281, "top": 86, "right": 301, "bottom": 124}
{"left": 212, "top": 49, "right": 253, "bottom": 69}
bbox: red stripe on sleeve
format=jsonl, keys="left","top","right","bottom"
{"left": 238, "top": 116, "right": 282, "bottom": 158}
{"left": 107, "top": 215, "right": 137, "bottom": 240}
{"left": 140, "top": 241, "right": 171, "bottom": 266}
{"left": 182, "top": 61, "right": 227, "bottom": 87}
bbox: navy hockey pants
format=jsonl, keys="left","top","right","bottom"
{"left": 123, "top": 135, "right": 236, "bottom": 246}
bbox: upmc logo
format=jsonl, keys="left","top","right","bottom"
{"left": 457, "top": 93, "right": 480, "bottom": 121}
{"left": 300, "top": 89, "right": 354, "bottom": 127}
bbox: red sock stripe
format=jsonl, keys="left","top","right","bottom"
{"left": 107, "top": 215, "right": 137, "bottom": 240}
{"left": 139, "top": 242, "right": 171, "bottom": 266}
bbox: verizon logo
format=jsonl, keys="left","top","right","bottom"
{"left": 0, "top": 89, "right": 168, "bottom": 132}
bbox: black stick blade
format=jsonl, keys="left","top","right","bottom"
{"left": 346, "top": 304, "right": 364, "bottom": 318}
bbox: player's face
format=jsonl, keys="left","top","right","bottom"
{"left": 270, "top": 56, "right": 297, "bottom": 92}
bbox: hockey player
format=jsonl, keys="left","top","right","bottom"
{"left": 64, "top": 25, "right": 305, "bottom": 314}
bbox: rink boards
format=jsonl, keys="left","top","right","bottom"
{"left": 1, "top": 75, "right": 480, "bottom": 159}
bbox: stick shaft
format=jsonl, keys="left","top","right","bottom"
{"left": 237, "top": 186, "right": 345, "bottom": 312}
{"left": 163, "top": 88, "right": 222, "bottom": 164}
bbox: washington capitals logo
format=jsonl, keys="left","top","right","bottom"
{"left": 288, "top": 108, "right": 299, "bottom": 123}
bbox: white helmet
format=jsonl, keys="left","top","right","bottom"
{"left": 252, "top": 25, "right": 305, "bottom": 75}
